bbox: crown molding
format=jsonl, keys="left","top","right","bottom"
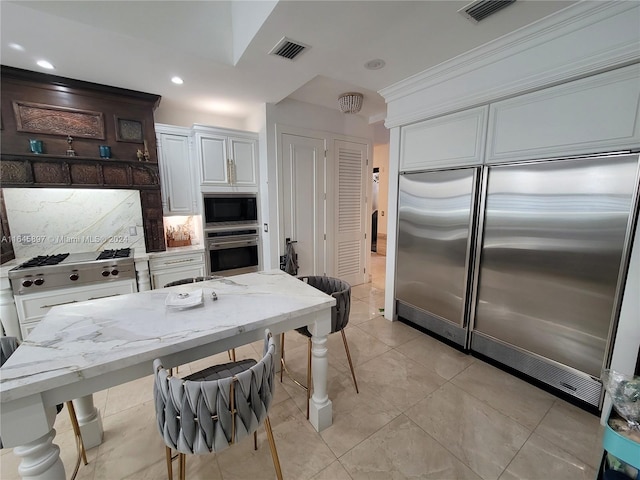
{"left": 380, "top": 1, "right": 640, "bottom": 128}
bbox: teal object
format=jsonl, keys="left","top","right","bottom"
{"left": 29, "top": 139, "right": 43, "bottom": 154}
{"left": 99, "top": 145, "right": 111, "bottom": 158}
{"left": 603, "top": 421, "right": 640, "bottom": 469}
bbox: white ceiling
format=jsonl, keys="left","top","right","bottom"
{"left": 0, "top": 0, "right": 578, "bottom": 123}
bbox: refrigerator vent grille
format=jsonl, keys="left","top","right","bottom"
{"left": 458, "top": 0, "right": 516, "bottom": 23}
{"left": 269, "top": 37, "right": 309, "bottom": 60}
{"left": 471, "top": 332, "right": 602, "bottom": 407}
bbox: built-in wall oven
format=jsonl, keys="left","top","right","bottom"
{"left": 206, "top": 228, "right": 260, "bottom": 276}
{"left": 203, "top": 193, "right": 258, "bottom": 228}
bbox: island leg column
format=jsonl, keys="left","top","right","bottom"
{"left": 73, "top": 395, "right": 103, "bottom": 449}
{"left": 308, "top": 308, "right": 333, "bottom": 432}
{"left": 6, "top": 402, "right": 66, "bottom": 480}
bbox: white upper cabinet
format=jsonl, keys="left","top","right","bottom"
{"left": 194, "top": 126, "right": 258, "bottom": 188}
{"left": 228, "top": 136, "right": 257, "bottom": 186}
{"left": 486, "top": 64, "right": 640, "bottom": 163}
{"left": 400, "top": 106, "right": 488, "bottom": 172}
{"left": 156, "top": 124, "right": 197, "bottom": 215}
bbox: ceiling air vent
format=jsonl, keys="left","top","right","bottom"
{"left": 269, "top": 37, "right": 310, "bottom": 61}
{"left": 459, "top": 0, "right": 516, "bottom": 23}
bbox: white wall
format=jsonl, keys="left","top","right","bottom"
{"left": 154, "top": 102, "right": 246, "bottom": 130}
{"left": 231, "top": 1, "right": 278, "bottom": 65}
{"left": 373, "top": 143, "right": 389, "bottom": 237}
{"left": 261, "top": 98, "right": 374, "bottom": 270}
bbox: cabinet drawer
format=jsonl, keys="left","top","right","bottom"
{"left": 15, "top": 280, "right": 137, "bottom": 339}
{"left": 150, "top": 264, "right": 207, "bottom": 290}
{"left": 149, "top": 252, "right": 205, "bottom": 271}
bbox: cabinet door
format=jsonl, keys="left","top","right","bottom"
{"left": 229, "top": 137, "right": 257, "bottom": 186}
{"left": 158, "top": 133, "right": 195, "bottom": 214}
{"left": 199, "top": 134, "right": 230, "bottom": 185}
{"left": 400, "top": 106, "right": 488, "bottom": 171}
{"left": 486, "top": 64, "right": 640, "bottom": 162}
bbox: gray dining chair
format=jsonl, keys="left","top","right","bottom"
{"left": 164, "top": 276, "right": 236, "bottom": 363}
{"left": 153, "top": 329, "right": 283, "bottom": 480}
{"left": 280, "top": 275, "right": 358, "bottom": 419}
{"left": 0, "top": 337, "right": 88, "bottom": 480}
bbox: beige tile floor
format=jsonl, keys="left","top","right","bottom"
{"left": 1, "top": 253, "right": 604, "bottom": 480}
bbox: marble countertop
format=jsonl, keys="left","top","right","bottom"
{"left": 0, "top": 270, "right": 334, "bottom": 403}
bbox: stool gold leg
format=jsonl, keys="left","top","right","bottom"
{"left": 264, "top": 417, "right": 283, "bottom": 480}
{"left": 165, "top": 447, "right": 173, "bottom": 480}
{"left": 179, "top": 453, "right": 186, "bottom": 480}
{"left": 279, "top": 333, "right": 285, "bottom": 382}
{"left": 66, "top": 401, "right": 88, "bottom": 480}
{"left": 341, "top": 329, "right": 359, "bottom": 394}
{"left": 306, "top": 337, "right": 312, "bottom": 420}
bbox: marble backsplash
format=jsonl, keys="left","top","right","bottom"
{"left": 3, "top": 188, "right": 146, "bottom": 259}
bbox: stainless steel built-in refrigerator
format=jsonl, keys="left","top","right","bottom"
{"left": 395, "top": 168, "right": 480, "bottom": 348}
{"left": 395, "top": 153, "right": 640, "bottom": 407}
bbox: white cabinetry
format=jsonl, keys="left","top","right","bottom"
{"left": 486, "top": 64, "right": 640, "bottom": 163}
{"left": 156, "top": 124, "right": 197, "bottom": 215}
{"left": 400, "top": 106, "right": 488, "bottom": 172}
{"left": 148, "top": 250, "right": 206, "bottom": 289}
{"left": 193, "top": 125, "right": 258, "bottom": 188}
{"left": 15, "top": 280, "right": 137, "bottom": 340}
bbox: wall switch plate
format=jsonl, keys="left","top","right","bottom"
{"left": 129, "top": 226, "right": 137, "bottom": 236}
{"left": 263, "top": 223, "right": 268, "bottom": 232}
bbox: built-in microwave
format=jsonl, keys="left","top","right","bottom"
{"left": 203, "top": 193, "right": 258, "bottom": 228}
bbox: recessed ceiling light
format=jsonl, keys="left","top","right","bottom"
{"left": 364, "top": 59, "right": 386, "bottom": 70}
{"left": 8, "top": 43, "right": 25, "bottom": 51}
{"left": 36, "top": 60, "right": 54, "bottom": 70}
{"left": 171, "top": 76, "right": 184, "bottom": 85}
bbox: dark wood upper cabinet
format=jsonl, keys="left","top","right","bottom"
{"left": 0, "top": 66, "right": 166, "bottom": 255}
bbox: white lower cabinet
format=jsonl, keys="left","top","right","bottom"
{"left": 149, "top": 251, "right": 206, "bottom": 289}
{"left": 15, "top": 280, "right": 137, "bottom": 340}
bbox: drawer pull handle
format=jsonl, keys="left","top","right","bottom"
{"left": 88, "top": 293, "right": 120, "bottom": 301}
{"left": 165, "top": 259, "right": 194, "bottom": 265}
{"left": 41, "top": 300, "right": 78, "bottom": 309}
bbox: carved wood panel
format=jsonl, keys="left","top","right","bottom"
{"left": 69, "top": 164, "right": 100, "bottom": 185}
{"left": 33, "top": 162, "right": 68, "bottom": 184}
{"left": 13, "top": 101, "right": 105, "bottom": 139}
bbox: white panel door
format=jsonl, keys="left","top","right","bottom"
{"left": 281, "top": 134, "right": 325, "bottom": 277}
{"left": 335, "top": 140, "right": 368, "bottom": 286}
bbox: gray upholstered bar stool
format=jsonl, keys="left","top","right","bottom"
{"left": 280, "top": 275, "right": 358, "bottom": 419}
{"left": 153, "top": 329, "right": 282, "bottom": 480}
{"left": 0, "top": 337, "right": 88, "bottom": 480}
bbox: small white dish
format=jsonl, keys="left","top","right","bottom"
{"left": 165, "top": 288, "right": 204, "bottom": 309}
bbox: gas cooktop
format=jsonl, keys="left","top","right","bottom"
{"left": 12, "top": 248, "right": 132, "bottom": 271}
{"left": 9, "top": 248, "right": 135, "bottom": 295}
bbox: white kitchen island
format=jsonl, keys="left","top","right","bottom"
{"left": 0, "top": 270, "right": 335, "bottom": 480}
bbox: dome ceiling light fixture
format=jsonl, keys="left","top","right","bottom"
{"left": 338, "top": 92, "right": 364, "bottom": 114}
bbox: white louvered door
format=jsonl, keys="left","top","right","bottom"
{"left": 334, "top": 140, "right": 368, "bottom": 286}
